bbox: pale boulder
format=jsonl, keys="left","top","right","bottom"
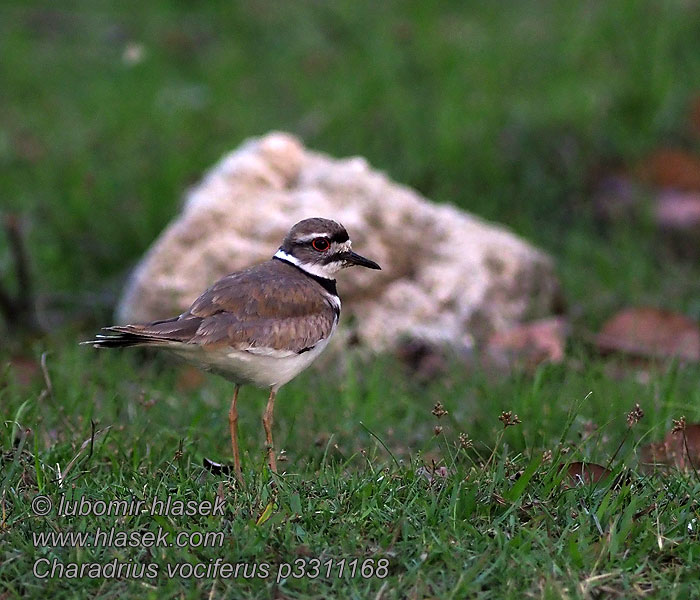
{"left": 117, "top": 132, "right": 561, "bottom": 352}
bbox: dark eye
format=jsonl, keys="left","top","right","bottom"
{"left": 312, "top": 237, "right": 330, "bottom": 252}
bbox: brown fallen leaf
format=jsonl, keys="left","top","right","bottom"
{"left": 596, "top": 307, "right": 700, "bottom": 362}
{"left": 639, "top": 442, "right": 667, "bottom": 467}
{"left": 640, "top": 423, "right": 700, "bottom": 472}
{"left": 487, "top": 317, "right": 568, "bottom": 368}
{"left": 563, "top": 461, "right": 612, "bottom": 486}
{"left": 638, "top": 149, "right": 700, "bottom": 191}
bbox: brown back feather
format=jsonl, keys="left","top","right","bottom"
{"left": 105, "top": 260, "right": 337, "bottom": 353}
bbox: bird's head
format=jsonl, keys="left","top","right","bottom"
{"left": 274, "top": 218, "right": 381, "bottom": 279}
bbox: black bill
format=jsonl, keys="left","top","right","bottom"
{"left": 344, "top": 251, "right": 381, "bottom": 270}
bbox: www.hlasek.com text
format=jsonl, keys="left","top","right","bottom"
{"left": 33, "top": 526, "right": 224, "bottom": 549}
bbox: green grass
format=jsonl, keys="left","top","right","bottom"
{"left": 2, "top": 341, "right": 700, "bottom": 598}
{"left": 3, "top": 0, "right": 700, "bottom": 598}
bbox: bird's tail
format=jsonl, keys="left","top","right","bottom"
{"left": 81, "top": 324, "right": 176, "bottom": 349}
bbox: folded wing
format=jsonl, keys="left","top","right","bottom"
{"left": 85, "top": 261, "right": 338, "bottom": 354}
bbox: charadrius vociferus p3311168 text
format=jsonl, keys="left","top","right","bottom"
{"left": 85, "top": 218, "right": 380, "bottom": 483}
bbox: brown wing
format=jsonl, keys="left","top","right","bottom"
{"left": 94, "top": 260, "right": 337, "bottom": 353}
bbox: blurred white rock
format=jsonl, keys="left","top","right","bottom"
{"left": 117, "top": 132, "right": 562, "bottom": 352}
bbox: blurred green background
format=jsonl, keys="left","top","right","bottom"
{"left": 2, "top": 0, "right": 700, "bottom": 333}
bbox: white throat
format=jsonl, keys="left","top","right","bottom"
{"left": 274, "top": 249, "right": 340, "bottom": 280}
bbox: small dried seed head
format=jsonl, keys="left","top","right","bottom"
{"left": 499, "top": 411, "right": 522, "bottom": 428}
{"left": 542, "top": 450, "right": 552, "bottom": 463}
{"left": 459, "top": 433, "right": 473, "bottom": 450}
{"left": 432, "top": 402, "right": 449, "bottom": 419}
{"left": 626, "top": 403, "right": 644, "bottom": 427}
{"left": 433, "top": 425, "right": 443, "bottom": 436}
{"left": 672, "top": 416, "right": 687, "bottom": 435}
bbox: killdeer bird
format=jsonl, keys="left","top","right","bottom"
{"left": 85, "top": 218, "right": 380, "bottom": 483}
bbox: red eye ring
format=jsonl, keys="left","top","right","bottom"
{"left": 312, "top": 237, "right": 330, "bottom": 252}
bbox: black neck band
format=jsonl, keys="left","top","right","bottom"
{"left": 274, "top": 256, "right": 339, "bottom": 297}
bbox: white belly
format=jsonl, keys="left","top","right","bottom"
{"left": 165, "top": 335, "right": 332, "bottom": 390}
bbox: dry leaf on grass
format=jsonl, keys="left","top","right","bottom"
{"left": 563, "top": 461, "right": 612, "bottom": 486}
{"left": 638, "top": 149, "right": 700, "bottom": 191}
{"left": 487, "top": 317, "right": 568, "bottom": 368}
{"left": 640, "top": 423, "right": 700, "bottom": 472}
{"left": 596, "top": 307, "right": 700, "bottom": 362}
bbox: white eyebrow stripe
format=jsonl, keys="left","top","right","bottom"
{"left": 296, "top": 233, "right": 332, "bottom": 242}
